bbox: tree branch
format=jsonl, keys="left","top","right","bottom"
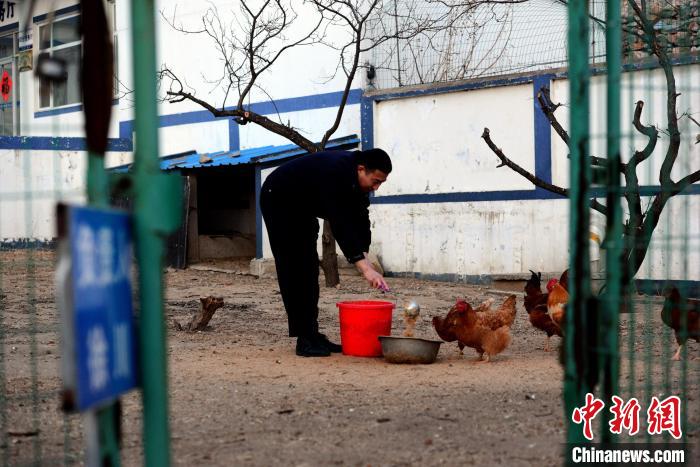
{"left": 481, "top": 128, "right": 609, "bottom": 216}
{"left": 165, "top": 84, "right": 319, "bottom": 153}
{"left": 537, "top": 87, "right": 625, "bottom": 171}
{"left": 537, "top": 87, "right": 570, "bottom": 145}
{"left": 317, "top": 0, "right": 381, "bottom": 148}
{"left": 627, "top": 0, "right": 681, "bottom": 187}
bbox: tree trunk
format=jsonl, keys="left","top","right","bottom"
{"left": 620, "top": 192, "right": 672, "bottom": 288}
{"left": 320, "top": 220, "right": 340, "bottom": 287}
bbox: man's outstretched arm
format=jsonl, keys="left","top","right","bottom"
{"left": 354, "top": 253, "right": 388, "bottom": 290}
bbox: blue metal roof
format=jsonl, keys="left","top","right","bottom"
{"left": 110, "top": 135, "right": 359, "bottom": 173}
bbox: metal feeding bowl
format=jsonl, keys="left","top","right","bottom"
{"left": 378, "top": 336, "right": 442, "bottom": 364}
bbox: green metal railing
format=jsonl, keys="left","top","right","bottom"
{"left": 565, "top": 0, "right": 699, "bottom": 456}
{"left": 0, "top": 0, "right": 178, "bottom": 465}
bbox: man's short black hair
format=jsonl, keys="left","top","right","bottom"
{"left": 355, "top": 148, "right": 392, "bottom": 174}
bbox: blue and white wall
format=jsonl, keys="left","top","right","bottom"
{"left": 0, "top": 0, "right": 362, "bottom": 244}
{"left": 365, "top": 65, "right": 700, "bottom": 281}
{"left": 2, "top": 0, "right": 698, "bottom": 282}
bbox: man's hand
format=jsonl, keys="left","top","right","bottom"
{"left": 354, "top": 257, "right": 389, "bottom": 290}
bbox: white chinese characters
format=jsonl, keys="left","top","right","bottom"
{"left": 86, "top": 326, "right": 109, "bottom": 391}
{"left": 75, "top": 223, "right": 131, "bottom": 288}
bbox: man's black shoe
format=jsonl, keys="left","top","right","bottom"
{"left": 296, "top": 336, "right": 331, "bottom": 357}
{"left": 315, "top": 333, "right": 343, "bottom": 353}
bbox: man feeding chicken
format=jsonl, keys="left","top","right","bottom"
{"left": 260, "top": 148, "right": 392, "bottom": 357}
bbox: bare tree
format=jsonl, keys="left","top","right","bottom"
{"left": 160, "top": 0, "right": 531, "bottom": 286}
{"left": 482, "top": 0, "right": 700, "bottom": 288}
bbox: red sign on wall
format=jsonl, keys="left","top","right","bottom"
{"left": 1, "top": 70, "right": 11, "bottom": 102}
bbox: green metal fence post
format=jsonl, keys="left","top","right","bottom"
{"left": 88, "top": 148, "right": 121, "bottom": 467}
{"left": 599, "top": 0, "right": 622, "bottom": 444}
{"left": 565, "top": 0, "right": 592, "bottom": 446}
{"left": 130, "top": 1, "right": 176, "bottom": 466}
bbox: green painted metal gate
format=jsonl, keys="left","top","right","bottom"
{"left": 565, "top": 0, "right": 699, "bottom": 458}
{"left": 0, "top": 1, "right": 177, "bottom": 465}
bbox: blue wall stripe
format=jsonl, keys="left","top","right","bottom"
{"left": 229, "top": 119, "right": 240, "bottom": 152}
{"left": 248, "top": 89, "right": 362, "bottom": 115}
{"left": 35, "top": 100, "right": 120, "bottom": 118}
{"left": 255, "top": 166, "right": 263, "bottom": 259}
{"left": 0, "top": 239, "right": 56, "bottom": 250}
{"left": 371, "top": 185, "right": 700, "bottom": 205}
{"left": 0, "top": 23, "right": 18, "bottom": 34}
{"left": 371, "top": 188, "right": 563, "bottom": 204}
{"left": 18, "top": 90, "right": 360, "bottom": 152}
{"left": 590, "top": 184, "right": 700, "bottom": 197}
{"left": 0, "top": 136, "right": 132, "bottom": 151}
{"left": 368, "top": 74, "right": 535, "bottom": 102}
{"left": 126, "top": 89, "right": 364, "bottom": 130}
{"left": 533, "top": 75, "right": 553, "bottom": 184}
{"left": 119, "top": 121, "right": 133, "bottom": 140}
{"left": 33, "top": 4, "right": 81, "bottom": 23}
{"left": 361, "top": 96, "right": 374, "bottom": 150}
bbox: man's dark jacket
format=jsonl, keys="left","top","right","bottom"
{"left": 261, "top": 150, "right": 370, "bottom": 263}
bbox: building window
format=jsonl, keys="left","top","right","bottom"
{"left": 38, "top": 14, "right": 81, "bottom": 108}
{"left": 0, "top": 31, "right": 19, "bottom": 136}
{"left": 36, "top": 2, "right": 117, "bottom": 110}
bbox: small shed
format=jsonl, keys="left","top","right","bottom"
{"left": 111, "top": 135, "right": 360, "bottom": 268}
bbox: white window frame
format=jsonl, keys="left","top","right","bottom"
{"left": 35, "top": 2, "right": 118, "bottom": 111}
{"left": 0, "top": 30, "right": 20, "bottom": 135}
{"left": 36, "top": 12, "right": 82, "bottom": 110}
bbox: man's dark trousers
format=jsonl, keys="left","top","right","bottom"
{"left": 260, "top": 186, "right": 321, "bottom": 338}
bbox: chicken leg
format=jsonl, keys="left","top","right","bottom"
{"left": 474, "top": 353, "right": 491, "bottom": 364}
{"left": 672, "top": 344, "right": 682, "bottom": 361}
{"left": 544, "top": 335, "right": 551, "bottom": 352}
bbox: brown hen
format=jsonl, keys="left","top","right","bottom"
{"left": 662, "top": 286, "right": 700, "bottom": 360}
{"left": 524, "top": 270, "right": 562, "bottom": 351}
{"left": 432, "top": 299, "right": 511, "bottom": 362}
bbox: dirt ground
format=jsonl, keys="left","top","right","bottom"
{"left": 1, "top": 250, "right": 698, "bottom": 466}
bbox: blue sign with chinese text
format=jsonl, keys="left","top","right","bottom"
{"left": 68, "top": 206, "right": 137, "bottom": 410}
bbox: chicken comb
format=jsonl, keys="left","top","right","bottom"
{"left": 546, "top": 278, "right": 558, "bottom": 292}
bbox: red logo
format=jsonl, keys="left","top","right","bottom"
{"left": 572, "top": 393, "right": 605, "bottom": 440}
{"left": 647, "top": 395, "right": 682, "bottom": 439}
{"left": 1, "top": 70, "right": 11, "bottom": 102}
{"left": 609, "top": 396, "right": 641, "bottom": 436}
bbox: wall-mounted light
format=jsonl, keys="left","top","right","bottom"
{"left": 36, "top": 52, "right": 67, "bottom": 82}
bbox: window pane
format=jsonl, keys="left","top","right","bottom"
{"left": 39, "top": 75, "right": 51, "bottom": 108}
{"left": 113, "top": 39, "right": 118, "bottom": 98}
{"left": 52, "top": 16, "right": 80, "bottom": 47}
{"left": 0, "top": 35, "right": 13, "bottom": 60}
{"left": 0, "top": 63, "right": 12, "bottom": 135}
{"left": 14, "top": 62, "right": 19, "bottom": 134}
{"left": 53, "top": 45, "right": 81, "bottom": 106}
{"left": 39, "top": 25, "right": 51, "bottom": 50}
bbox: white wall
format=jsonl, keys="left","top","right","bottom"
{"left": 367, "top": 63, "right": 700, "bottom": 280}
{"left": 0, "top": 149, "right": 85, "bottom": 241}
{"left": 370, "top": 200, "right": 569, "bottom": 277}
{"left": 5, "top": 1, "right": 699, "bottom": 283}
{"left": 374, "top": 84, "right": 535, "bottom": 195}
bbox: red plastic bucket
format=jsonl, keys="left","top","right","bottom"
{"left": 337, "top": 300, "right": 394, "bottom": 357}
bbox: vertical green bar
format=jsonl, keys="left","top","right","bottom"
{"left": 130, "top": 1, "right": 171, "bottom": 466}
{"left": 600, "top": 0, "right": 622, "bottom": 444}
{"left": 565, "top": 0, "right": 591, "bottom": 446}
{"left": 87, "top": 150, "right": 122, "bottom": 467}
{"left": 87, "top": 153, "right": 110, "bottom": 208}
